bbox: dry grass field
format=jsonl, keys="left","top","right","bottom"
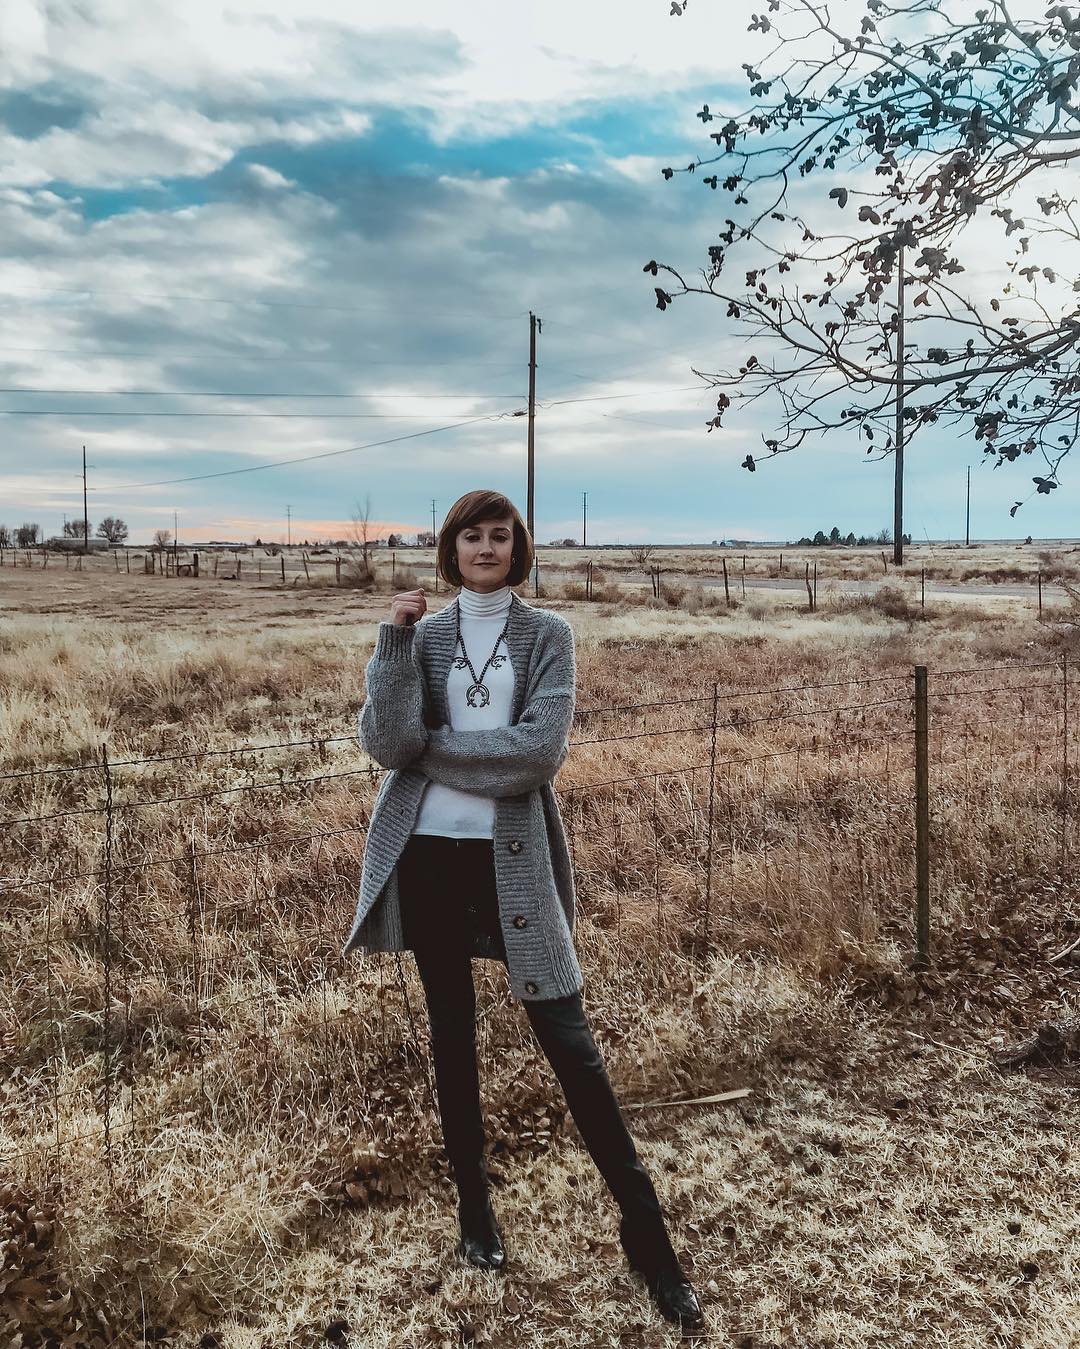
{"left": 2, "top": 545, "right": 1079, "bottom": 1349}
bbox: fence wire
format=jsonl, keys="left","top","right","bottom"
{"left": 2, "top": 657, "right": 1075, "bottom": 1174}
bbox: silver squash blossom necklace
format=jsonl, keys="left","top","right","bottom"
{"left": 453, "top": 592, "right": 514, "bottom": 708}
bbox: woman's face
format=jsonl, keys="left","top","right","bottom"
{"left": 455, "top": 515, "right": 515, "bottom": 592}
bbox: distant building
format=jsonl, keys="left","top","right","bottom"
{"left": 46, "top": 536, "right": 110, "bottom": 551}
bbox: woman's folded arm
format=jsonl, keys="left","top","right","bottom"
{"left": 356, "top": 621, "right": 430, "bottom": 769}
{"left": 416, "top": 616, "right": 576, "bottom": 795}
{"left": 414, "top": 692, "right": 574, "bottom": 797}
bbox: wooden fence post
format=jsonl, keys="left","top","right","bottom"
{"left": 804, "top": 562, "right": 813, "bottom": 611}
{"left": 722, "top": 555, "right": 730, "bottom": 606}
{"left": 914, "top": 664, "right": 931, "bottom": 969}
{"left": 1038, "top": 569, "right": 1043, "bottom": 615}
{"left": 1061, "top": 652, "right": 1070, "bottom": 886}
{"left": 280, "top": 555, "right": 285, "bottom": 583}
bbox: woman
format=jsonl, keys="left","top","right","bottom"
{"left": 342, "top": 489, "right": 704, "bottom": 1331}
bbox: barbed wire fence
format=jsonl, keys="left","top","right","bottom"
{"left": 1, "top": 656, "right": 1074, "bottom": 1187}
{"left": 4, "top": 542, "right": 1080, "bottom": 621}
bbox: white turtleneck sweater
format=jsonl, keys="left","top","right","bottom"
{"left": 411, "top": 583, "right": 515, "bottom": 839}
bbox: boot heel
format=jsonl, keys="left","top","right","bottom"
{"left": 457, "top": 1196, "right": 506, "bottom": 1270}
{"left": 618, "top": 1217, "right": 704, "bottom": 1329}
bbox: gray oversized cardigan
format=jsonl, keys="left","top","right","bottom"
{"left": 341, "top": 590, "right": 584, "bottom": 1002}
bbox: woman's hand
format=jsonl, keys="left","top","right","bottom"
{"left": 388, "top": 588, "right": 427, "bottom": 626}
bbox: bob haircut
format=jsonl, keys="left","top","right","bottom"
{"left": 436, "top": 489, "right": 534, "bottom": 589}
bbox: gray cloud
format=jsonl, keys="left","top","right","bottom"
{"left": 0, "top": 7, "right": 1064, "bottom": 543}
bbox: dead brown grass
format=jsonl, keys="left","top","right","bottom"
{"left": 1, "top": 562, "right": 1078, "bottom": 1348}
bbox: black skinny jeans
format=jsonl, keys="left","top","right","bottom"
{"left": 397, "top": 833, "right": 678, "bottom": 1268}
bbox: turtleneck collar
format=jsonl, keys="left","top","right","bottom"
{"left": 457, "top": 583, "right": 513, "bottom": 617}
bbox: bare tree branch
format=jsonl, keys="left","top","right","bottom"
{"left": 654, "top": 0, "right": 1080, "bottom": 515}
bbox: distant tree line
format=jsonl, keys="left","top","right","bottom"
{"left": 0, "top": 519, "right": 133, "bottom": 545}
{"left": 0, "top": 523, "right": 42, "bottom": 547}
{"left": 793, "top": 527, "right": 912, "bottom": 547}
{"left": 61, "top": 518, "right": 129, "bottom": 543}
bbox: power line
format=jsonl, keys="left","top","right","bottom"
{"left": 0, "top": 386, "right": 525, "bottom": 399}
{"left": 0, "top": 408, "right": 523, "bottom": 419}
{"left": 0, "top": 386, "right": 703, "bottom": 418}
{"left": 539, "top": 385, "right": 704, "bottom": 408}
{"left": 600, "top": 410, "right": 703, "bottom": 431}
{"left": 86, "top": 411, "right": 521, "bottom": 491}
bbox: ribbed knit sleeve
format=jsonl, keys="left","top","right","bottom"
{"left": 356, "top": 620, "right": 430, "bottom": 769}
{"left": 412, "top": 617, "right": 576, "bottom": 797}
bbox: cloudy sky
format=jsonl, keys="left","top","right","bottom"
{"left": 0, "top": 0, "right": 1069, "bottom": 546}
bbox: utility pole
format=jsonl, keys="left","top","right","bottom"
{"left": 286, "top": 504, "right": 292, "bottom": 548}
{"left": 173, "top": 508, "right": 178, "bottom": 562}
{"left": 527, "top": 312, "right": 540, "bottom": 541}
{"left": 965, "top": 465, "right": 971, "bottom": 547}
{"left": 82, "top": 444, "right": 89, "bottom": 555}
{"left": 893, "top": 247, "right": 906, "bottom": 567}
{"left": 431, "top": 498, "right": 437, "bottom": 545}
{"left": 582, "top": 490, "right": 587, "bottom": 549}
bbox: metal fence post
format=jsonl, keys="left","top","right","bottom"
{"left": 701, "top": 681, "right": 719, "bottom": 954}
{"left": 99, "top": 743, "right": 116, "bottom": 1180}
{"left": 914, "top": 665, "right": 931, "bottom": 969}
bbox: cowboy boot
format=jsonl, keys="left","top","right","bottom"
{"left": 457, "top": 1186, "right": 506, "bottom": 1270}
{"left": 619, "top": 1215, "right": 705, "bottom": 1330}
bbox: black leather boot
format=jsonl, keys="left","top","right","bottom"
{"left": 457, "top": 1191, "right": 506, "bottom": 1270}
{"left": 619, "top": 1216, "right": 705, "bottom": 1330}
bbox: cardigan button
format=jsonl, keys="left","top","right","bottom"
{"left": 508, "top": 839, "right": 523, "bottom": 854}
{"left": 513, "top": 915, "right": 528, "bottom": 929}
{"left": 524, "top": 980, "right": 538, "bottom": 995}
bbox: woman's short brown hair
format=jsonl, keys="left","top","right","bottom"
{"left": 436, "top": 489, "right": 534, "bottom": 588}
